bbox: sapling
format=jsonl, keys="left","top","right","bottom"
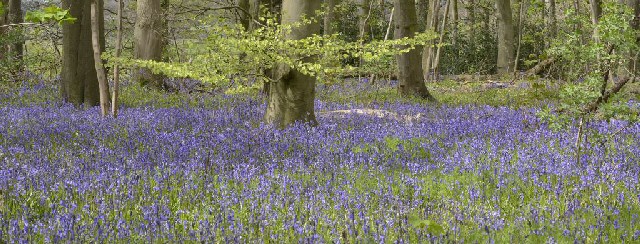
{"left": 539, "top": 2, "right": 639, "bottom": 164}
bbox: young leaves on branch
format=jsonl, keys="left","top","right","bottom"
{"left": 25, "top": 6, "right": 76, "bottom": 24}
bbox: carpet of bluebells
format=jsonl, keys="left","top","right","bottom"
{"left": 1, "top": 80, "right": 640, "bottom": 242}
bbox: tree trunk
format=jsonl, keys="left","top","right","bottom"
{"left": 468, "top": 0, "right": 476, "bottom": 37}
{"left": 134, "top": 0, "right": 167, "bottom": 89}
{"left": 61, "top": 0, "right": 104, "bottom": 106}
{"left": 324, "top": 0, "right": 338, "bottom": 35}
{"left": 451, "top": 0, "right": 458, "bottom": 42}
{"left": 0, "top": 0, "right": 7, "bottom": 63}
{"left": 358, "top": 0, "right": 371, "bottom": 40}
{"left": 6, "top": 0, "right": 22, "bottom": 71}
{"left": 496, "top": 0, "right": 515, "bottom": 74}
{"left": 422, "top": 0, "right": 440, "bottom": 80}
{"left": 264, "top": 0, "right": 321, "bottom": 127}
{"left": 239, "top": 0, "right": 251, "bottom": 30}
{"left": 589, "top": 0, "right": 602, "bottom": 44}
{"left": 394, "top": 0, "right": 435, "bottom": 100}
{"left": 416, "top": 0, "right": 429, "bottom": 29}
{"left": 113, "top": 0, "right": 124, "bottom": 117}
{"left": 432, "top": 0, "right": 451, "bottom": 78}
{"left": 91, "top": 1, "right": 110, "bottom": 116}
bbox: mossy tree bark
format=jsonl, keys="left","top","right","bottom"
{"left": 496, "top": 0, "right": 516, "bottom": 74}
{"left": 0, "top": 0, "right": 7, "bottom": 63}
{"left": 8, "top": 0, "right": 21, "bottom": 59}
{"left": 264, "top": 0, "right": 320, "bottom": 128}
{"left": 394, "top": 0, "right": 435, "bottom": 100}
{"left": 134, "top": 0, "right": 167, "bottom": 90}
{"left": 61, "top": 0, "right": 104, "bottom": 106}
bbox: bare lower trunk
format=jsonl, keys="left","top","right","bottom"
{"left": 422, "top": 0, "right": 440, "bottom": 80}
{"left": 496, "top": 0, "right": 516, "bottom": 74}
{"left": 91, "top": 1, "right": 110, "bottom": 116}
{"left": 432, "top": 0, "right": 451, "bottom": 78}
{"left": 395, "top": 0, "right": 435, "bottom": 100}
{"left": 8, "top": 0, "right": 21, "bottom": 59}
{"left": 264, "top": 0, "right": 320, "bottom": 127}
{"left": 134, "top": 0, "right": 167, "bottom": 89}
{"left": 113, "top": 0, "right": 124, "bottom": 117}
{"left": 61, "top": 0, "right": 104, "bottom": 106}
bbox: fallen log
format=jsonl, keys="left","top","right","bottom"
{"left": 524, "top": 58, "right": 556, "bottom": 77}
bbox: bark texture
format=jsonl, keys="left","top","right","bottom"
{"left": 134, "top": 0, "right": 167, "bottom": 89}
{"left": 394, "top": 0, "right": 435, "bottom": 100}
{"left": 239, "top": 0, "right": 251, "bottom": 30}
{"left": 61, "top": 0, "right": 104, "bottom": 106}
{"left": 264, "top": 0, "right": 321, "bottom": 127}
{"left": 496, "top": 0, "right": 516, "bottom": 74}
{"left": 113, "top": 0, "right": 123, "bottom": 117}
{"left": 7, "top": 0, "right": 21, "bottom": 64}
{"left": 91, "top": 1, "right": 110, "bottom": 116}
{"left": 0, "top": 0, "right": 7, "bottom": 63}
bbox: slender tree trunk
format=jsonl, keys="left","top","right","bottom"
{"left": 134, "top": 0, "right": 167, "bottom": 89}
{"left": 264, "top": 0, "right": 321, "bottom": 127}
{"left": 0, "top": 0, "right": 7, "bottom": 63}
{"left": 91, "top": 1, "right": 110, "bottom": 116}
{"left": 61, "top": 0, "right": 104, "bottom": 106}
{"left": 113, "top": 0, "right": 123, "bottom": 117}
{"left": 496, "top": 0, "right": 516, "bottom": 74}
{"left": 394, "top": 0, "right": 435, "bottom": 100}
{"left": 358, "top": 0, "right": 372, "bottom": 40}
{"left": 513, "top": 0, "right": 526, "bottom": 76}
{"left": 451, "top": 0, "right": 458, "bottom": 43}
{"left": 433, "top": 0, "right": 451, "bottom": 78}
{"left": 324, "top": 0, "right": 339, "bottom": 35}
{"left": 422, "top": 0, "right": 440, "bottom": 80}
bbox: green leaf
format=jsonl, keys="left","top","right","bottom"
{"left": 408, "top": 214, "right": 445, "bottom": 235}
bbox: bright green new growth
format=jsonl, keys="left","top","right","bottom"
{"left": 24, "top": 6, "right": 76, "bottom": 24}
{"left": 106, "top": 13, "right": 437, "bottom": 93}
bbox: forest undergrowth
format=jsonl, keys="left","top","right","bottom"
{"left": 0, "top": 77, "right": 639, "bottom": 242}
